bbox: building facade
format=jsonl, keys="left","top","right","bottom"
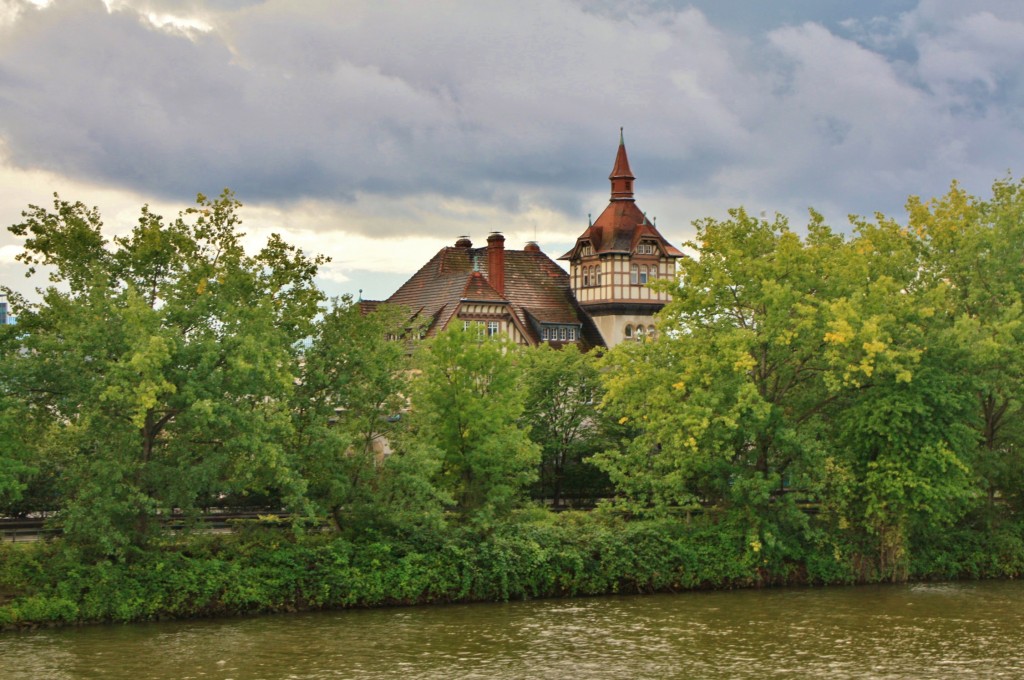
{"left": 0, "top": 293, "right": 12, "bottom": 326}
{"left": 373, "top": 132, "right": 681, "bottom": 349}
{"left": 559, "top": 130, "right": 682, "bottom": 346}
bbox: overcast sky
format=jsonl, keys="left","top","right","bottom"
{"left": 2, "top": 0, "right": 1023, "bottom": 301}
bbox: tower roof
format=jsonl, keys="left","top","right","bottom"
{"left": 609, "top": 128, "right": 634, "bottom": 181}
{"left": 560, "top": 131, "right": 682, "bottom": 260}
{"left": 608, "top": 127, "right": 635, "bottom": 202}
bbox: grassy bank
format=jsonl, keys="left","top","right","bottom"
{"left": 3, "top": 511, "right": 1023, "bottom": 629}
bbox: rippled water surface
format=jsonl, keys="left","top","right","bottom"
{"left": 3, "top": 581, "right": 1024, "bottom": 678}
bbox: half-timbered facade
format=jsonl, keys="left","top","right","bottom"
{"left": 371, "top": 132, "right": 681, "bottom": 349}
{"left": 559, "top": 131, "right": 682, "bottom": 346}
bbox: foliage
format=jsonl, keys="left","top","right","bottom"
{"left": 1, "top": 192, "right": 325, "bottom": 557}
{"left": 594, "top": 209, "right": 843, "bottom": 564}
{"left": 907, "top": 179, "right": 1024, "bottom": 518}
{"left": 6, "top": 509, "right": 1024, "bottom": 628}
{"left": 291, "top": 297, "right": 447, "bottom": 534}
{"left": 6, "top": 176, "right": 1024, "bottom": 622}
{"left": 409, "top": 326, "right": 540, "bottom": 520}
{"left": 518, "top": 343, "right": 614, "bottom": 506}
{"left": 595, "top": 190, "right": 1008, "bottom": 578}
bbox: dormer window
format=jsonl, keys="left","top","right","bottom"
{"left": 541, "top": 324, "right": 581, "bottom": 343}
{"left": 580, "top": 243, "right": 594, "bottom": 257}
{"left": 637, "top": 241, "right": 656, "bottom": 255}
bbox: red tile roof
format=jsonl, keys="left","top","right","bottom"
{"left": 385, "top": 243, "right": 604, "bottom": 349}
{"left": 560, "top": 200, "right": 683, "bottom": 260}
{"left": 560, "top": 131, "right": 682, "bottom": 261}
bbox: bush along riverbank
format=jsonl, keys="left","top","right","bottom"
{"left": 3, "top": 510, "right": 1024, "bottom": 629}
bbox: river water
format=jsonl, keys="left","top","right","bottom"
{"left": 2, "top": 581, "right": 1024, "bottom": 679}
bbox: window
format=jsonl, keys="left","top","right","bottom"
{"left": 630, "top": 264, "right": 639, "bottom": 284}
{"left": 624, "top": 325, "right": 633, "bottom": 339}
{"left": 639, "top": 265, "right": 649, "bottom": 285}
{"left": 581, "top": 243, "right": 593, "bottom": 257}
{"left": 637, "top": 241, "right": 656, "bottom": 255}
{"left": 648, "top": 325, "right": 656, "bottom": 339}
{"left": 487, "top": 321, "right": 499, "bottom": 336}
{"left": 559, "top": 327, "right": 567, "bottom": 341}
{"left": 636, "top": 325, "right": 646, "bottom": 341}
{"left": 463, "top": 320, "right": 471, "bottom": 331}
{"left": 542, "top": 328, "right": 549, "bottom": 341}
{"left": 568, "top": 327, "right": 577, "bottom": 341}
{"left": 582, "top": 268, "right": 589, "bottom": 287}
{"left": 596, "top": 265, "right": 602, "bottom": 286}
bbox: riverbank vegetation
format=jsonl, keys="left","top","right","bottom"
{"left": 3, "top": 178, "right": 1024, "bottom": 627}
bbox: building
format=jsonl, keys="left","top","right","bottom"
{"left": 0, "top": 293, "right": 13, "bottom": 326}
{"left": 559, "top": 130, "right": 682, "bottom": 345}
{"left": 376, "top": 232, "right": 605, "bottom": 350}
{"left": 373, "top": 132, "right": 681, "bottom": 348}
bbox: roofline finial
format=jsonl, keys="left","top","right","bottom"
{"left": 619, "top": 126, "right": 624, "bottom": 145}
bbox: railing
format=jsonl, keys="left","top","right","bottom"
{"left": 0, "top": 511, "right": 290, "bottom": 542}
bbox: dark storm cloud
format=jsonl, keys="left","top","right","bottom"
{"left": 2, "top": 0, "right": 1024, "bottom": 240}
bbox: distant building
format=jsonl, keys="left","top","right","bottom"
{"left": 559, "top": 129, "right": 683, "bottom": 346}
{"left": 0, "top": 293, "right": 13, "bottom": 326}
{"left": 369, "top": 132, "right": 682, "bottom": 348}
{"left": 374, "top": 232, "right": 605, "bottom": 350}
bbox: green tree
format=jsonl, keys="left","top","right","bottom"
{"left": 2, "top": 191, "right": 324, "bottom": 557}
{"left": 292, "top": 298, "right": 446, "bottom": 534}
{"left": 820, "top": 214, "right": 976, "bottom": 579}
{"left": 594, "top": 205, "right": 979, "bottom": 578}
{"left": 518, "top": 343, "right": 613, "bottom": 507}
{"left": 595, "top": 210, "right": 843, "bottom": 544}
{"left": 908, "top": 178, "right": 1024, "bottom": 519}
{"left": 409, "top": 325, "right": 540, "bottom": 521}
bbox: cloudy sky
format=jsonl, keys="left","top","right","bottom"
{"left": 2, "top": 0, "right": 1023, "bottom": 300}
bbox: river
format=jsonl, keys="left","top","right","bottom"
{"left": 2, "top": 581, "right": 1024, "bottom": 678}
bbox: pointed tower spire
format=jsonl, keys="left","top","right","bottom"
{"left": 609, "top": 127, "right": 635, "bottom": 201}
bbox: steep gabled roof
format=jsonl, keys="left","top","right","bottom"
{"left": 461, "top": 271, "right": 506, "bottom": 302}
{"left": 385, "top": 242, "right": 604, "bottom": 348}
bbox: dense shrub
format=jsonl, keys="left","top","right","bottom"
{"left": 3, "top": 511, "right": 1023, "bottom": 628}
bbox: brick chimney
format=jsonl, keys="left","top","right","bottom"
{"left": 487, "top": 232, "right": 505, "bottom": 296}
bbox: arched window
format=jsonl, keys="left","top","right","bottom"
{"left": 596, "top": 265, "right": 602, "bottom": 286}
{"left": 624, "top": 324, "right": 633, "bottom": 339}
{"left": 636, "top": 325, "right": 646, "bottom": 341}
{"left": 582, "top": 267, "right": 589, "bottom": 287}
{"left": 639, "top": 265, "right": 649, "bottom": 285}
{"left": 630, "top": 264, "right": 639, "bottom": 284}
{"left": 648, "top": 325, "right": 656, "bottom": 339}
{"left": 589, "top": 266, "right": 595, "bottom": 286}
